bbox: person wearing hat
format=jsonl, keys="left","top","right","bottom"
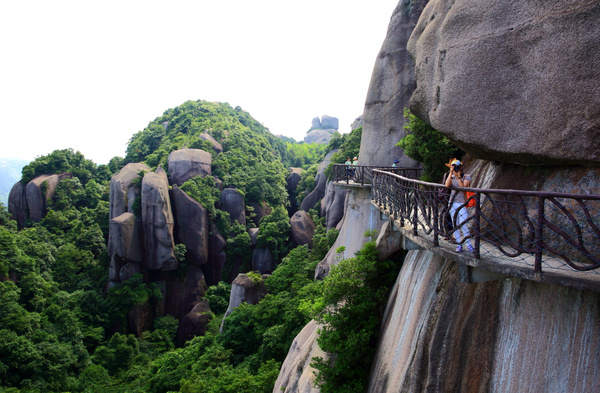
{"left": 444, "top": 159, "right": 474, "bottom": 253}
{"left": 392, "top": 159, "right": 399, "bottom": 167}
{"left": 352, "top": 157, "right": 358, "bottom": 180}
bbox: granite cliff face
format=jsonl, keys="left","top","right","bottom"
{"left": 408, "top": 0, "right": 600, "bottom": 166}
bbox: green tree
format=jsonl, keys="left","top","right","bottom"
{"left": 397, "top": 108, "right": 462, "bottom": 182}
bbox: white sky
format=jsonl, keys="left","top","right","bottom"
{"left": 0, "top": 0, "right": 398, "bottom": 165}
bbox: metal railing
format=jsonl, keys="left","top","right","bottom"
{"left": 371, "top": 169, "right": 600, "bottom": 274}
{"left": 332, "top": 164, "right": 422, "bottom": 186}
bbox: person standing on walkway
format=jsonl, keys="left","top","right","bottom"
{"left": 445, "top": 159, "right": 474, "bottom": 253}
{"left": 392, "top": 159, "right": 399, "bottom": 167}
{"left": 345, "top": 157, "right": 352, "bottom": 179}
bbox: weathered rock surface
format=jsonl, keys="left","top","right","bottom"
{"left": 171, "top": 186, "right": 209, "bottom": 266}
{"left": 206, "top": 224, "right": 227, "bottom": 286}
{"left": 249, "top": 227, "right": 259, "bottom": 246}
{"left": 300, "top": 150, "right": 337, "bottom": 212}
{"left": 167, "top": 148, "right": 212, "bottom": 186}
{"left": 108, "top": 212, "right": 143, "bottom": 263}
{"left": 8, "top": 182, "right": 27, "bottom": 228}
{"left": 251, "top": 247, "right": 274, "bottom": 274}
{"left": 141, "top": 171, "right": 176, "bottom": 271}
{"left": 273, "top": 320, "right": 327, "bottom": 393}
{"left": 177, "top": 300, "right": 211, "bottom": 346}
{"left": 128, "top": 300, "right": 154, "bottom": 337}
{"left": 407, "top": 0, "right": 600, "bottom": 166}
{"left": 287, "top": 167, "right": 304, "bottom": 214}
{"left": 220, "top": 188, "right": 246, "bottom": 226}
{"left": 320, "top": 181, "right": 348, "bottom": 230}
{"left": 315, "top": 187, "right": 387, "bottom": 279}
{"left": 360, "top": 0, "right": 426, "bottom": 167}
{"left": 199, "top": 132, "right": 223, "bottom": 154}
{"left": 109, "top": 163, "right": 150, "bottom": 220}
{"left": 25, "top": 173, "right": 71, "bottom": 222}
{"left": 320, "top": 115, "right": 339, "bottom": 130}
{"left": 304, "top": 129, "right": 336, "bottom": 144}
{"left": 290, "top": 211, "right": 316, "bottom": 247}
{"left": 368, "top": 249, "right": 600, "bottom": 392}
{"left": 119, "top": 261, "right": 141, "bottom": 282}
{"left": 222, "top": 273, "right": 268, "bottom": 324}
{"left": 248, "top": 200, "right": 272, "bottom": 226}
{"left": 162, "top": 264, "right": 208, "bottom": 321}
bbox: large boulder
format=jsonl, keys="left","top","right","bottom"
{"left": 109, "top": 163, "right": 150, "bottom": 220}
{"left": 407, "top": 0, "right": 600, "bottom": 166}
{"left": 171, "top": 186, "right": 209, "bottom": 266}
{"left": 199, "top": 133, "right": 223, "bottom": 154}
{"left": 25, "top": 173, "right": 72, "bottom": 222}
{"left": 162, "top": 264, "right": 208, "bottom": 320}
{"left": 220, "top": 188, "right": 246, "bottom": 226}
{"left": 304, "top": 129, "right": 335, "bottom": 144}
{"left": 359, "top": 0, "right": 427, "bottom": 167}
{"left": 321, "top": 115, "right": 339, "bottom": 130}
{"left": 8, "top": 182, "right": 27, "bottom": 228}
{"left": 300, "top": 150, "right": 337, "bottom": 212}
{"left": 290, "top": 211, "right": 316, "bottom": 247}
{"left": 141, "top": 171, "right": 176, "bottom": 271}
{"left": 251, "top": 247, "right": 275, "bottom": 274}
{"left": 287, "top": 167, "right": 304, "bottom": 215}
{"left": 222, "top": 273, "right": 267, "bottom": 321}
{"left": 321, "top": 181, "right": 348, "bottom": 230}
{"left": 177, "top": 300, "right": 211, "bottom": 346}
{"left": 108, "top": 212, "right": 143, "bottom": 263}
{"left": 167, "top": 148, "right": 212, "bottom": 186}
{"left": 248, "top": 200, "right": 272, "bottom": 226}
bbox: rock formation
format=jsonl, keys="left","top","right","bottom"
{"left": 109, "top": 162, "right": 150, "bottom": 220}
{"left": 167, "top": 148, "right": 212, "bottom": 186}
{"left": 286, "top": 167, "right": 304, "bottom": 215}
{"left": 305, "top": 116, "right": 339, "bottom": 144}
{"left": 171, "top": 185, "right": 209, "bottom": 266}
{"left": 320, "top": 181, "right": 348, "bottom": 230}
{"left": 24, "top": 173, "right": 72, "bottom": 222}
{"left": 220, "top": 188, "right": 246, "bottom": 226}
{"left": 359, "top": 0, "right": 426, "bottom": 167}
{"left": 407, "top": 0, "right": 600, "bottom": 166}
{"left": 290, "top": 211, "right": 316, "bottom": 247}
{"left": 8, "top": 182, "right": 26, "bottom": 228}
{"left": 199, "top": 132, "right": 223, "bottom": 154}
{"left": 251, "top": 247, "right": 275, "bottom": 274}
{"left": 299, "top": 150, "right": 337, "bottom": 212}
{"left": 221, "top": 273, "right": 268, "bottom": 328}
{"left": 141, "top": 171, "right": 177, "bottom": 271}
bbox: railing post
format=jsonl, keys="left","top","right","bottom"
{"left": 474, "top": 191, "right": 481, "bottom": 259}
{"left": 534, "top": 195, "right": 545, "bottom": 273}
{"left": 412, "top": 183, "right": 418, "bottom": 236}
{"left": 433, "top": 188, "right": 440, "bottom": 247}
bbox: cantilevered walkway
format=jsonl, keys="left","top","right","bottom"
{"left": 332, "top": 164, "right": 600, "bottom": 293}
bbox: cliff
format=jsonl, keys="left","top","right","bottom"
{"left": 276, "top": 1, "right": 600, "bottom": 391}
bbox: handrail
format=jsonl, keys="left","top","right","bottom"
{"left": 332, "top": 164, "right": 423, "bottom": 186}
{"left": 371, "top": 169, "right": 600, "bottom": 274}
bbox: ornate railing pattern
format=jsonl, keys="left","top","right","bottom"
{"left": 332, "top": 164, "right": 422, "bottom": 186}
{"left": 371, "top": 169, "right": 600, "bottom": 274}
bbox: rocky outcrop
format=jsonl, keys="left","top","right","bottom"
{"left": 300, "top": 150, "right": 337, "bottom": 212}
{"left": 251, "top": 247, "right": 274, "bottom": 274}
{"left": 287, "top": 167, "right": 304, "bottom": 215}
{"left": 320, "top": 181, "right": 348, "bottom": 230}
{"left": 171, "top": 186, "right": 209, "bottom": 266}
{"left": 206, "top": 224, "right": 227, "bottom": 286}
{"left": 25, "top": 173, "right": 72, "bottom": 222}
{"left": 368, "top": 249, "right": 600, "bottom": 392}
{"left": 108, "top": 212, "right": 143, "bottom": 263}
{"left": 290, "top": 211, "right": 316, "bottom": 247}
{"left": 178, "top": 300, "right": 211, "bottom": 346}
{"left": 311, "top": 115, "right": 339, "bottom": 130}
{"left": 248, "top": 200, "right": 272, "bottom": 226}
{"left": 220, "top": 188, "right": 246, "bottom": 226}
{"left": 162, "top": 264, "right": 208, "bottom": 321}
{"left": 407, "top": 0, "right": 600, "bottom": 166}
{"left": 8, "top": 182, "right": 27, "bottom": 228}
{"left": 199, "top": 133, "right": 223, "bottom": 154}
{"left": 141, "top": 171, "right": 176, "bottom": 271}
{"left": 273, "top": 320, "right": 327, "bottom": 393}
{"left": 359, "top": 0, "right": 426, "bottom": 167}
{"left": 304, "top": 129, "right": 336, "bottom": 145}
{"left": 315, "top": 187, "right": 387, "bottom": 280}
{"left": 167, "top": 148, "right": 212, "bottom": 186}
{"left": 109, "top": 162, "right": 150, "bottom": 220}
{"left": 221, "top": 273, "right": 268, "bottom": 326}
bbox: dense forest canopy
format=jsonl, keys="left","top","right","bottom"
{"left": 1, "top": 100, "right": 398, "bottom": 392}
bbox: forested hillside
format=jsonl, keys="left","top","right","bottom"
{"left": 0, "top": 100, "right": 393, "bottom": 392}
